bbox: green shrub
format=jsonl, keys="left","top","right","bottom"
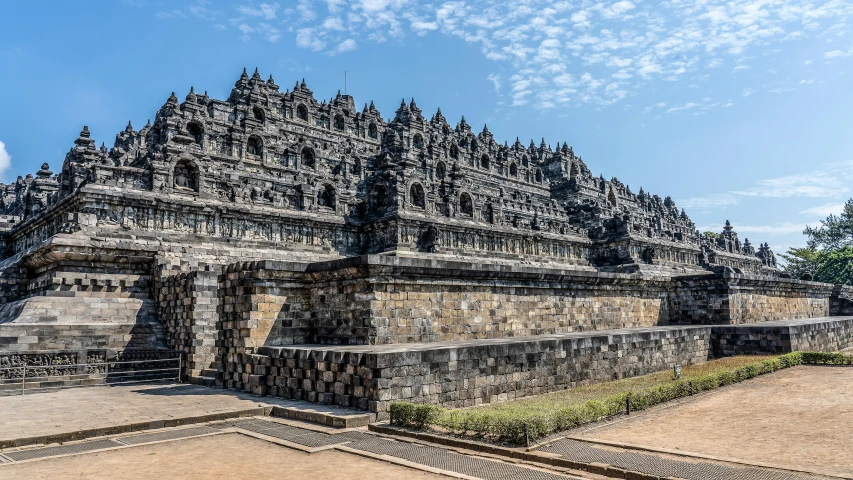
{"left": 390, "top": 402, "right": 441, "bottom": 429}
{"left": 388, "top": 351, "right": 850, "bottom": 445}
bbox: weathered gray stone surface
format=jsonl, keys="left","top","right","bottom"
{"left": 252, "top": 325, "right": 714, "bottom": 416}
{"left": 711, "top": 316, "right": 853, "bottom": 356}
{"left": 0, "top": 70, "right": 850, "bottom": 415}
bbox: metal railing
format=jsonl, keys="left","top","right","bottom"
{"left": 0, "top": 357, "right": 182, "bottom": 395}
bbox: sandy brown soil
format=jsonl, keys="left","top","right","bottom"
{"left": 0, "top": 433, "right": 448, "bottom": 480}
{"left": 581, "top": 365, "right": 853, "bottom": 476}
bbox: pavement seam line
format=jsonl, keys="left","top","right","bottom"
{"left": 560, "top": 436, "right": 853, "bottom": 480}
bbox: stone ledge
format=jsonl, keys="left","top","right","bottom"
{"left": 0, "top": 408, "right": 266, "bottom": 450}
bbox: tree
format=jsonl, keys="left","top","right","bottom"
{"left": 804, "top": 199, "right": 853, "bottom": 250}
{"left": 779, "top": 247, "right": 820, "bottom": 280}
{"left": 813, "top": 247, "right": 853, "bottom": 285}
{"left": 782, "top": 198, "right": 853, "bottom": 285}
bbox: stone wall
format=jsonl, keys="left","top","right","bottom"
{"left": 0, "top": 253, "right": 27, "bottom": 305}
{"left": 157, "top": 270, "right": 219, "bottom": 378}
{"left": 711, "top": 317, "right": 853, "bottom": 356}
{"left": 669, "top": 274, "right": 834, "bottom": 325}
{"left": 235, "top": 326, "right": 712, "bottom": 418}
{"left": 830, "top": 285, "right": 853, "bottom": 316}
{"left": 0, "top": 349, "right": 180, "bottom": 394}
{"left": 0, "top": 317, "right": 164, "bottom": 354}
{"left": 221, "top": 256, "right": 674, "bottom": 347}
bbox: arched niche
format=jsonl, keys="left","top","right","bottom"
{"left": 459, "top": 192, "right": 473, "bottom": 217}
{"left": 484, "top": 204, "right": 494, "bottom": 223}
{"left": 318, "top": 184, "right": 336, "bottom": 210}
{"left": 247, "top": 136, "right": 263, "bottom": 157}
{"left": 296, "top": 104, "right": 309, "bottom": 121}
{"left": 301, "top": 147, "right": 315, "bottom": 168}
{"left": 187, "top": 122, "right": 204, "bottom": 146}
{"left": 435, "top": 161, "right": 446, "bottom": 180}
{"left": 410, "top": 183, "right": 425, "bottom": 209}
{"left": 173, "top": 159, "right": 199, "bottom": 192}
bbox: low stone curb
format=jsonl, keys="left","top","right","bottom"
{"left": 269, "top": 405, "right": 373, "bottom": 428}
{"left": 369, "top": 423, "right": 684, "bottom": 480}
{"left": 0, "top": 403, "right": 374, "bottom": 451}
{"left": 0, "top": 408, "right": 268, "bottom": 450}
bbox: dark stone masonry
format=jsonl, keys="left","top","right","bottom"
{"left": 1, "top": 69, "right": 851, "bottom": 416}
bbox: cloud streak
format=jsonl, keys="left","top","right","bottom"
{"left": 159, "top": 0, "right": 853, "bottom": 109}
{"left": 680, "top": 161, "right": 853, "bottom": 211}
{"left": 0, "top": 141, "right": 11, "bottom": 180}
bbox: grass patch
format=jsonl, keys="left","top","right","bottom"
{"left": 390, "top": 352, "right": 853, "bottom": 445}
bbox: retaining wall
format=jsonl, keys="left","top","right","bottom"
{"left": 227, "top": 326, "right": 714, "bottom": 418}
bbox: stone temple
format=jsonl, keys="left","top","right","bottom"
{"left": 1, "top": 68, "right": 851, "bottom": 416}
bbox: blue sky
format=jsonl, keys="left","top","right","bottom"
{"left": 2, "top": 0, "right": 853, "bottom": 255}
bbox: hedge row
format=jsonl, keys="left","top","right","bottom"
{"left": 389, "top": 351, "right": 852, "bottom": 445}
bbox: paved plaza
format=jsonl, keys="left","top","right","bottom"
{"left": 2, "top": 367, "right": 851, "bottom": 480}
{"left": 573, "top": 365, "right": 853, "bottom": 477}
{"left": 0, "top": 383, "right": 368, "bottom": 445}
{"left": 0, "top": 433, "right": 449, "bottom": 480}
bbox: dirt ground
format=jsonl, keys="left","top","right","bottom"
{"left": 581, "top": 365, "right": 853, "bottom": 476}
{"left": 0, "top": 433, "right": 448, "bottom": 480}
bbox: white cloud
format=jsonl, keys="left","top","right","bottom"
{"left": 487, "top": 73, "right": 502, "bottom": 93}
{"left": 824, "top": 49, "right": 851, "bottom": 59}
{"left": 680, "top": 162, "right": 853, "bottom": 212}
{"left": 296, "top": 28, "right": 326, "bottom": 50}
{"left": 334, "top": 38, "right": 358, "bottom": 53}
{"left": 733, "top": 170, "right": 848, "bottom": 198}
{"left": 800, "top": 202, "right": 845, "bottom": 217}
{"left": 0, "top": 141, "right": 11, "bottom": 179}
{"left": 182, "top": 0, "right": 853, "bottom": 108}
{"left": 236, "top": 3, "right": 279, "bottom": 20}
{"left": 666, "top": 102, "right": 699, "bottom": 113}
{"left": 322, "top": 16, "right": 346, "bottom": 31}
{"left": 680, "top": 194, "right": 740, "bottom": 210}
{"left": 727, "top": 223, "right": 808, "bottom": 235}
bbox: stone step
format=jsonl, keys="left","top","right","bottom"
{"left": 187, "top": 376, "right": 216, "bottom": 387}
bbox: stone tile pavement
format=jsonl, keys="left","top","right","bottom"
{"left": 0, "top": 382, "right": 369, "bottom": 445}
{"left": 538, "top": 438, "right": 823, "bottom": 480}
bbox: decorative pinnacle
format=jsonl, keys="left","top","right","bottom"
{"left": 81, "top": 126, "right": 91, "bottom": 138}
